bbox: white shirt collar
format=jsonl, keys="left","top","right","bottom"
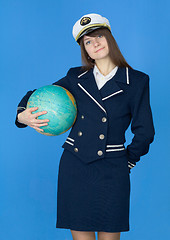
{"left": 93, "top": 64, "right": 118, "bottom": 81}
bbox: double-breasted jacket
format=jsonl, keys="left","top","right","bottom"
{"left": 15, "top": 66, "right": 155, "bottom": 171}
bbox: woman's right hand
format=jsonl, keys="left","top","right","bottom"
{"left": 17, "top": 107, "right": 49, "bottom": 132}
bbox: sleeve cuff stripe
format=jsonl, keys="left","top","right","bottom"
{"left": 128, "top": 161, "right": 136, "bottom": 167}
{"left": 17, "top": 107, "right": 26, "bottom": 110}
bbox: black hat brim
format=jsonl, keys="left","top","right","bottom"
{"left": 77, "top": 26, "right": 106, "bottom": 44}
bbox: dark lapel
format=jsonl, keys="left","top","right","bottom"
{"left": 77, "top": 67, "right": 128, "bottom": 113}
{"left": 99, "top": 67, "right": 127, "bottom": 100}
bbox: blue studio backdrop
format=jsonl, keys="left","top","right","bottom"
{"left": 0, "top": 0, "right": 170, "bottom": 240}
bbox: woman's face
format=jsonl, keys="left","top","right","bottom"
{"left": 83, "top": 34, "right": 109, "bottom": 61}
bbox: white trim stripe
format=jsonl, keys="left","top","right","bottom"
{"left": 78, "top": 83, "right": 106, "bottom": 113}
{"left": 102, "top": 90, "right": 123, "bottom": 101}
{"left": 65, "top": 140, "right": 74, "bottom": 146}
{"left": 67, "top": 137, "right": 74, "bottom": 142}
{"left": 128, "top": 165, "right": 133, "bottom": 168}
{"left": 17, "top": 107, "right": 26, "bottom": 110}
{"left": 126, "top": 67, "right": 129, "bottom": 84}
{"left": 106, "top": 144, "right": 124, "bottom": 147}
{"left": 78, "top": 71, "right": 88, "bottom": 78}
{"left": 128, "top": 161, "right": 136, "bottom": 167}
{"left": 106, "top": 148, "right": 125, "bottom": 152}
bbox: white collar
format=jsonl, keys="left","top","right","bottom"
{"left": 93, "top": 64, "right": 118, "bottom": 80}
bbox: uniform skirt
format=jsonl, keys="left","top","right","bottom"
{"left": 56, "top": 149, "right": 130, "bottom": 232}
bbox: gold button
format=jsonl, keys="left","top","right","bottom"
{"left": 99, "top": 134, "right": 105, "bottom": 140}
{"left": 81, "top": 115, "right": 85, "bottom": 119}
{"left": 78, "top": 131, "right": 82, "bottom": 136}
{"left": 97, "top": 150, "right": 103, "bottom": 156}
{"left": 74, "top": 148, "right": 78, "bottom": 152}
{"left": 102, "top": 117, "right": 107, "bottom": 122}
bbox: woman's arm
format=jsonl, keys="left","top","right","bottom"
{"left": 127, "top": 75, "right": 155, "bottom": 168}
{"left": 15, "top": 90, "right": 36, "bottom": 128}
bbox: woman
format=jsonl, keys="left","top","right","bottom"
{"left": 15, "top": 13, "right": 155, "bottom": 240}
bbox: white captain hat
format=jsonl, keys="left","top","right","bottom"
{"left": 72, "top": 13, "right": 111, "bottom": 44}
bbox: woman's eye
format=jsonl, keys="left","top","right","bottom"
{"left": 85, "top": 41, "right": 91, "bottom": 45}
{"left": 98, "top": 35, "right": 103, "bottom": 38}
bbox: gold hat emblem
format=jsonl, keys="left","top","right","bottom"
{"left": 80, "top": 17, "right": 91, "bottom": 26}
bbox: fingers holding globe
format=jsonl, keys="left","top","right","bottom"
{"left": 26, "top": 85, "right": 77, "bottom": 136}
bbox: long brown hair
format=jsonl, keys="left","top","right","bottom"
{"left": 79, "top": 28, "right": 133, "bottom": 71}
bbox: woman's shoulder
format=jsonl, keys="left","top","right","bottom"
{"left": 127, "top": 67, "right": 150, "bottom": 89}
{"left": 128, "top": 67, "right": 149, "bottom": 79}
{"left": 66, "top": 66, "right": 85, "bottom": 77}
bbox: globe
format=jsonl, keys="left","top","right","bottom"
{"left": 26, "top": 85, "right": 77, "bottom": 136}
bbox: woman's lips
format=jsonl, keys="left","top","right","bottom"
{"left": 95, "top": 47, "right": 104, "bottom": 53}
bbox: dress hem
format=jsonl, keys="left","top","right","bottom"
{"left": 56, "top": 223, "right": 130, "bottom": 232}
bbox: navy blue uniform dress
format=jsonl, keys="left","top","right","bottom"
{"left": 15, "top": 66, "right": 155, "bottom": 232}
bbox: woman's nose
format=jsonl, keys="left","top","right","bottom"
{"left": 93, "top": 39, "right": 100, "bottom": 46}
